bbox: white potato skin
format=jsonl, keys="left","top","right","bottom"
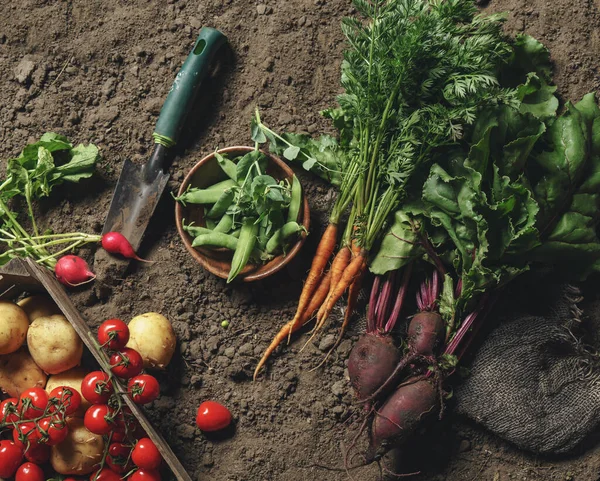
{"left": 126, "top": 312, "right": 176, "bottom": 369}
{"left": 27, "top": 314, "right": 83, "bottom": 374}
{"left": 50, "top": 417, "right": 104, "bottom": 475}
{"left": 46, "top": 366, "right": 90, "bottom": 416}
{"left": 0, "top": 300, "right": 30, "bottom": 355}
{"left": 18, "top": 295, "right": 61, "bottom": 322}
{"left": 0, "top": 347, "right": 47, "bottom": 397}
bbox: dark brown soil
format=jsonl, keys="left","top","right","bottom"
{"left": 1, "top": 0, "right": 600, "bottom": 480}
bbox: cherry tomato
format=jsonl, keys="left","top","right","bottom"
{"left": 0, "top": 397, "right": 20, "bottom": 423}
{"left": 0, "top": 440, "right": 24, "bottom": 478}
{"left": 23, "top": 443, "right": 50, "bottom": 464}
{"left": 15, "top": 462, "right": 44, "bottom": 481}
{"left": 110, "top": 348, "right": 143, "bottom": 379}
{"left": 111, "top": 429, "right": 126, "bottom": 443}
{"left": 129, "top": 469, "right": 161, "bottom": 481}
{"left": 13, "top": 422, "right": 41, "bottom": 449}
{"left": 38, "top": 415, "right": 69, "bottom": 445}
{"left": 195, "top": 401, "right": 232, "bottom": 432}
{"left": 92, "top": 468, "right": 122, "bottom": 481}
{"left": 48, "top": 386, "right": 82, "bottom": 415}
{"left": 106, "top": 442, "right": 133, "bottom": 474}
{"left": 98, "top": 318, "right": 130, "bottom": 351}
{"left": 81, "top": 371, "right": 114, "bottom": 404}
{"left": 128, "top": 374, "right": 159, "bottom": 405}
{"left": 18, "top": 388, "right": 49, "bottom": 420}
{"left": 131, "top": 437, "right": 161, "bottom": 470}
{"left": 84, "top": 404, "right": 117, "bottom": 435}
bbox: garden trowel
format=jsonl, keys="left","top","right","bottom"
{"left": 99, "top": 27, "right": 227, "bottom": 255}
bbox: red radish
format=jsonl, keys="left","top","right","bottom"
{"left": 54, "top": 255, "right": 96, "bottom": 286}
{"left": 369, "top": 378, "right": 438, "bottom": 456}
{"left": 102, "top": 232, "right": 150, "bottom": 262}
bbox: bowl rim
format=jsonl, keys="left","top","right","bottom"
{"left": 174, "top": 145, "right": 310, "bottom": 282}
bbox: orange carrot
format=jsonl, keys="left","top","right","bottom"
{"left": 317, "top": 250, "right": 366, "bottom": 325}
{"left": 288, "top": 222, "right": 338, "bottom": 340}
{"left": 317, "top": 245, "right": 351, "bottom": 321}
{"left": 254, "top": 270, "right": 332, "bottom": 381}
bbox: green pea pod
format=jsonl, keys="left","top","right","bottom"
{"left": 174, "top": 179, "right": 236, "bottom": 205}
{"left": 192, "top": 232, "right": 238, "bottom": 250}
{"left": 205, "top": 216, "right": 217, "bottom": 230}
{"left": 257, "top": 216, "right": 270, "bottom": 251}
{"left": 266, "top": 221, "right": 304, "bottom": 254}
{"left": 214, "top": 214, "right": 233, "bottom": 233}
{"left": 228, "top": 217, "right": 259, "bottom": 283}
{"left": 207, "top": 188, "right": 235, "bottom": 219}
{"left": 183, "top": 222, "right": 213, "bottom": 237}
{"left": 287, "top": 175, "right": 302, "bottom": 222}
{"left": 215, "top": 152, "right": 237, "bottom": 181}
{"left": 230, "top": 228, "right": 241, "bottom": 238}
{"left": 206, "top": 178, "right": 237, "bottom": 192}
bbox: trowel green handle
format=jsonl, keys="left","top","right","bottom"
{"left": 153, "top": 27, "right": 227, "bottom": 147}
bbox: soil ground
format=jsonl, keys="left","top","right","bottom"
{"left": 1, "top": 0, "right": 600, "bottom": 480}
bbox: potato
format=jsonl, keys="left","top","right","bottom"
{"left": 0, "top": 300, "right": 29, "bottom": 355}
{"left": 46, "top": 366, "right": 90, "bottom": 416}
{"left": 50, "top": 417, "right": 104, "bottom": 475}
{"left": 0, "top": 347, "right": 47, "bottom": 397}
{"left": 28, "top": 315, "right": 83, "bottom": 374}
{"left": 126, "top": 312, "right": 176, "bottom": 369}
{"left": 18, "top": 295, "right": 61, "bottom": 322}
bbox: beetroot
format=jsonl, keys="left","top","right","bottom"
{"left": 348, "top": 334, "right": 401, "bottom": 401}
{"left": 54, "top": 255, "right": 96, "bottom": 286}
{"left": 407, "top": 311, "right": 445, "bottom": 356}
{"left": 370, "top": 378, "right": 438, "bottom": 452}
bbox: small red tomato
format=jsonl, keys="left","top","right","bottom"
{"left": 0, "top": 397, "right": 20, "bottom": 423}
{"left": 19, "top": 388, "right": 49, "bottom": 420}
{"left": 15, "top": 462, "right": 44, "bottom": 481}
{"left": 92, "top": 467, "right": 122, "bottom": 481}
{"left": 84, "top": 405, "right": 117, "bottom": 435}
{"left": 131, "top": 437, "right": 161, "bottom": 470}
{"left": 106, "top": 442, "right": 133, "bottom": 474}
{"left": 111, "top": 429, "right": 127, "bottom": 443}
{"left": 195, "top": 401, "right": 232, "bottom": 432}
{"left": 23, "top": 443, "right": 50, "bottom": 464}
{"left": 81, "top": 371, "right": 114, "bottom": 404}
{"left": 110, "top": 348, "right": 143, "bottom": 379}
{"left": 38, "top": 415, "right": 69, "bottom": 445}
{"left": 98, "top": 318, "right": 130, "bottom": 350}
{"left": 13, "top": 422, "right": 41, "bottom": 449}
{"left": 0, "top": 440, "right": 24, "bottom": 478}
{"left": 128, "top": 374, "right": 160, "bottom": 405}
{"left": 129, "top": 469, "right": 162, "bottom": 481}
{"left": 49, "top": 386, "right": 82, "bottom": 415}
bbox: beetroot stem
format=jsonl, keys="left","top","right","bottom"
{"left": 384, "top": 263, "right": 413, "bottom": 333}
{"left": 367, "top": 275, "right": 381, "bottom": 333}
{"left": 375, "top": 271, "right": 396, "bottom": 330}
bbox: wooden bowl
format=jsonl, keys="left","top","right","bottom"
{"left": 175, "top": 146, "right": 310, "bottom": 282}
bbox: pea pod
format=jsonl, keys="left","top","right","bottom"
{"left": 228, "top": 217, "right": 259, "bottom": 283}
{"left": 257, "top": 216, "right": 271, "bottom": 251}
{"left": 215, "top": 152, "right": 237, "bottom": 181}
{"left": 266, "top": 221, "right": 304, "bottom": 255}
{"left": 174, "top": 179, "right": 236, "bottom": 205}
{"left": 192, "top": 232, "right": 238, "bottom": 250}
{"left": 206, "top": 178, "right": 237, "bottom": 192}
{"left": 214, "top": 214, "right": 233, "bottom": 233}
{"left": 205, "top": 216, "right": 217, "bottom": 230}
{"left": 183, "top": 223, "right": 213, "bottom": 237}
{"left": 287, "top": 175, "right": 302, "bottom": 222}
{"left": 207, "top": 188, "right": 235, "bottom": 219}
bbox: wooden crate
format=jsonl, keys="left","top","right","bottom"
{"left": 0, "top": 258, "right": 192, "bottom": 481}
